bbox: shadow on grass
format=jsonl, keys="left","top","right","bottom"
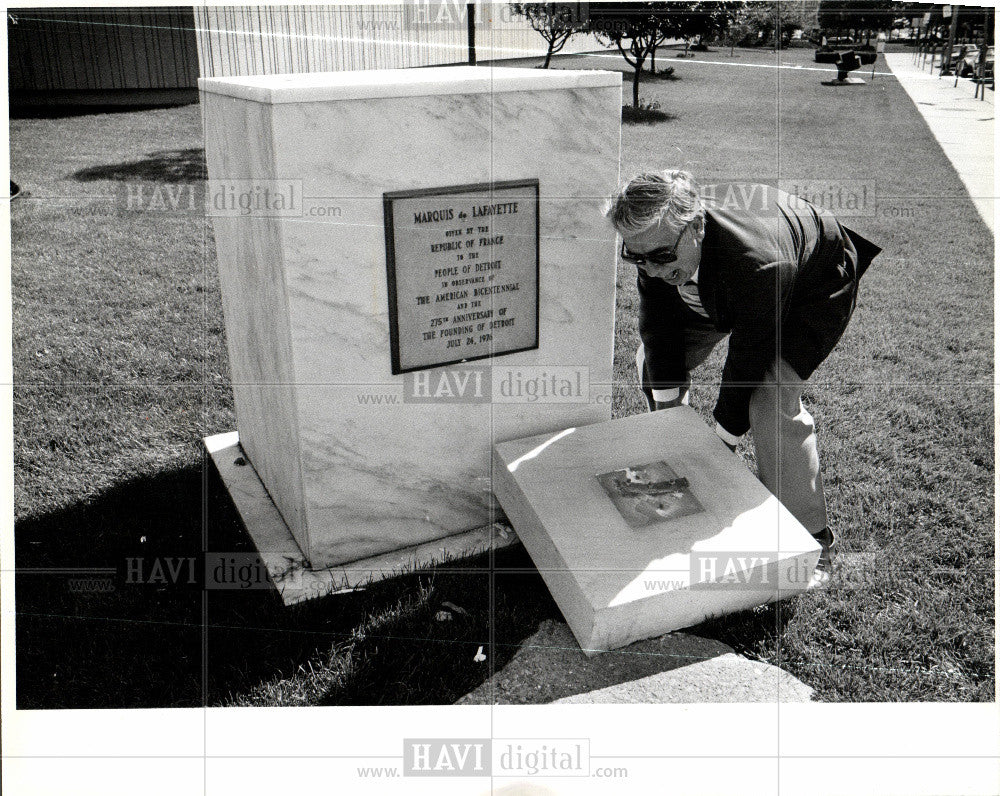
{"left": 690, "top": 599, "right": 798, "bottom": 664}
{"left": 16, "top": 455, "right": 794, "bottom": 708}
{"left": 312, "top": 545, "right": 561, "bottom": 706}
{"left": 16, "top": 465, "right": 208, "bottom": 708}
{"left": 639, "top": 67, "right": 679, "bottom": 81}
{"left": 622, "top": 104, "right": 676, "bottom": 125}
{"left": 15, "top": 461, "right": 562, "bottom": 708}
{"left": 72, "top": 148, "right": 206, "bottom": 183}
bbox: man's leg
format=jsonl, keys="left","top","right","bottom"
{"left": 748, "top": 359, "right": 829, "bottom": 533}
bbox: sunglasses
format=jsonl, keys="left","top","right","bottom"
{"left": 620, "top": 219, "right": 694, "bottom": 267}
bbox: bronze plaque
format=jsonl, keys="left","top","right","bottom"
{"left": 383, "top": 179, "right": 539, "bottom": 374}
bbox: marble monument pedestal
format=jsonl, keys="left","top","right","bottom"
{"left": 491, "top": 407, "right": 822, "bottom": 655}
{"left": 205, "top": 431, "right": 519, "bottom": 604}
{"left": 200, "top": 66, "right": 622, "bottom": 590}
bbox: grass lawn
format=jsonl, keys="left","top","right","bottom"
{"left": 12, "top": 44, "right": 994, "bottom": 707}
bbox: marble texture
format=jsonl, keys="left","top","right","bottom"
{"left": 491, "top": 407, "right": 822, "bottom": 655}
{"left": 202, "top": 93, "right": 310, "bottom": 551}
{"left": 205, "top": 432, "right": 520, "bottom": 605}
{"left": 201, "top": 67, "right": 622, "bottom": 569}
{"left": 199, "top": 65, "right": 623, "bottom": 104}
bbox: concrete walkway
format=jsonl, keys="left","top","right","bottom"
{"left": 457, "top": 620, "right": 814, "bottom": 704}
{"left": 884, "top": 52, "right": 994, "bottom": 231}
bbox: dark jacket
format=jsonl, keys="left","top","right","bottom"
{"left": 637, "top": 183, "right": 881, "bottom": 436}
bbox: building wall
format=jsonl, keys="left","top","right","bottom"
{"left": 7, "top": 4, "right": 609, "bottom": 106}
{"left": 8, "top": 7, "right": 199, "bottom": 92}
{"left": 194, "top": 4, "right": 607, "bottom": 78}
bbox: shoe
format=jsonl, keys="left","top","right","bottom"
{"left": 806, "top": 527, "right": 837, "bottom": 591}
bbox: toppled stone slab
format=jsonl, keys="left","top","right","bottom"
{"left": 457, "top": 620, "right": 813, "bottom": 704}
{"left": 491, "top": 408, "right": 819, "bottom": 655}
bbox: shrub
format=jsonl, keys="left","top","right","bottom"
{"left": 621, "top": 99, "right": 671, "bottom": 124}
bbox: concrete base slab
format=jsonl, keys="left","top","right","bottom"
{"left": 457, "top": 620, "right": 814, "bottom": 704}
{"left": 205, "top": 431, "right": 519, "bottom": 604}
{"left": 821, "top": 77, "right": 866, "bottom": 85}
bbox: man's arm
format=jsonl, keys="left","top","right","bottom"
{"left": 636, "top": 271, "right": 688, "bottom": 402}
{"left": 713, "top": 260, "right": 797, "bottom": 437}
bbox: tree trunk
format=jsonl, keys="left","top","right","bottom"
{"left": 543, "top": 39, "right": 555, "bottom": 68}
{"left": 633, "top": 59, "right": 642, "bottom": 107}
{"left": 650, "top": 47, "right": 656, "bottom": 72}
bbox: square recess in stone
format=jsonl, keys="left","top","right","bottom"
{"left": 492, "top": 406, "right": 821, "bottom": 655}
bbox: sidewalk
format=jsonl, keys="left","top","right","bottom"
{"left": 884, "top": 52, "right": 994, "bottom": 232}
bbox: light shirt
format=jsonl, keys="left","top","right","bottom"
{"left": 677, "top": 267, "right": 710, "bottom": 319}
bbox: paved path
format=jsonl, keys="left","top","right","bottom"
{"left": 884, "top": 52, "right": 994, "bottom": 231}
{"left": 457, "top": 620, "right": 814, "bottom": 704}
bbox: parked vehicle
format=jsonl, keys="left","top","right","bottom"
{"left": 942, "top": 44, "right": 976, "bottom": 74}
{"left": 959, "top": 45, "right": 994, "bottom": 78}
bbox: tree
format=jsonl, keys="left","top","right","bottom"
{"left": 589, "top": 2, "right": 669, "bottom": 107}
{"left": 646, "top": 3, "right": 729, "bottom": 71}
{"left": 670, "top": 1, "right": 729, "bottom": 58}
{"left": 648, "top": 4, "right": 691, "bottom": 71}
{"left": 509, "top": 3, "right": 589, "bottom": 68}
{"left": 718, "top": 2, "right": 807, "bottom": 49}
{"left": 717, "top": 1, "right": 755, "bottom": 54}
{"left": 818, "top": 0, "right": 893, "bottom": 44}
{"left": 773, "top": 2, "right": 809, "bottom": 47}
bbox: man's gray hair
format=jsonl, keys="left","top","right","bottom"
{"left": 605, "top": 169, "right": 704, "bottom": 234}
